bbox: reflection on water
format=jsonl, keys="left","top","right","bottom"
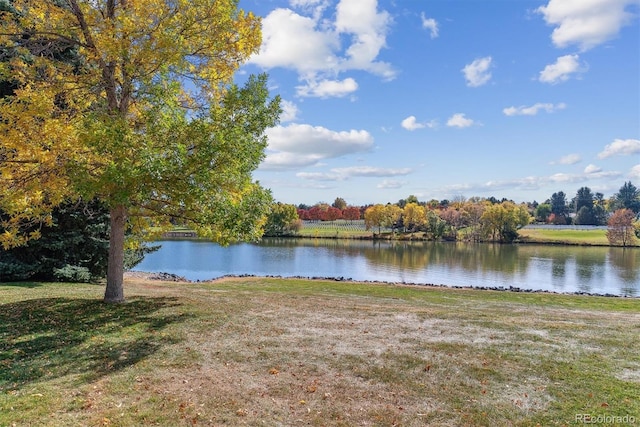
{"left": 134, "top": 238, "right": 640, "bottom": 296}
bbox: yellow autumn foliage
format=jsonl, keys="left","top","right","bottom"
{"left": 0, "top": 0, "right": 263, "bottom": 248}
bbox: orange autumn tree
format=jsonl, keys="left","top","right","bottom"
{"left": 607, "top": 209, "right": 638, "bottom": 247}
{"left": 0, "top": 0, "right": 280, "bottom": 302}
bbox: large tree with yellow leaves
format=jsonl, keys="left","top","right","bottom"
{"left": 0, "top": 0, "right": 280, "bottom": 302}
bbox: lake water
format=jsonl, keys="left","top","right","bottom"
{"left": 133, "top": 238, "right": 640, "bottom": 297}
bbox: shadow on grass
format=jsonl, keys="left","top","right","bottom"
{"left": 0, "top": 297, "right": 189, "bottom": 391}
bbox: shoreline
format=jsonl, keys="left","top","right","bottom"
{"left": 124, "top": 271, "right": 638, "bottom": 299}
{"left": 160, "top": 232, "right": 639, "bottom": 248}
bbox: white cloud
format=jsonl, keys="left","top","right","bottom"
{"left": 503, "top": 102, "right": 567, "bottom": 116}
{"left": 578, "top": 170, "right": 622, "bottom": 180}
{"left": 290, "top": 0, "right": 329, "bottom": 13}
{"left": 584, "top": 164, "right": 603, "bottom": 174}
{"left": 435, "top": 164, "right": 626, "bottom": 200}
{"left": 261, "top": 152, "right": 325, "bottom": 170}
{"left": 531, "top": 169, "right": 620, "bottom": 186}
{"left": 335, "top": 0, "right": 395, "bottom": 79}
{"left": 377, "top": 180, "right": 405, "bottom": 189}
{"left": 296, "top": 171, "right": 343, "bottom": 181}
{"left": 421, "top": 13, "right": 439, "bottom": 38}
{"left": 280, "top": 100, "right": 299, "bottom": 122}
{"left": 598, "top": 138, "right": 640, "bottom": 158}
{"left": 630, "top": 164, "right": 640, "bottom": 179}
{"left": 290, "top": 0, "right": 326, "bottom": 6}
{"left": 401, "top": 116, "right": 437, "bottom": 130}
{"left": 551, "top": 153, "right": 582, "bottom": 165}
{"left": 297, "top": 166, "right": 412, "bottom": 181}
{"left": 483, "top": 176, "right": 543, "bottom": 191}
{"left": 547, "top": 169, "right": 622, "bottom": 183}
{"left": 539, "top": 54, "right": 586, "bottom": 84}
{"left": 537, "top": 0, "right": 638, "bottom": 51}
{"left": 441, "top": 178, "right": 542, "bottom": 196}
{"left": 333, "top": 166, "right": 412, "bottom": 177}
{"left": 261, "top": 123, "right": 373, "bottom": 170}
{"left": 401, "top": 116, "right": 424, "bottom": 131}
{"left": 250, "top": 8, "right": 340, "bottom": 74}
{"left": 296, "top": 78, "right": 358, "bottom": 98}
{"left": 548, "top": 172, "right": 579, "bottom": 183}
{"left": 444, "top": 168, "right": 623, "bottom": 196}
{"left": 446, "top": 113, "right": 475, "bottom": 128}
{"left": 250, "top": 1, "right": 396, "bottom": 98}
{"left": 462, "top": 57, "right": 492, "bottom": 87}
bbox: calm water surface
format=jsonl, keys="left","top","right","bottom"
{"left": 133, "top": 238, "right": 640, "bottom": 296}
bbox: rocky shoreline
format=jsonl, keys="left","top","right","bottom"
{"left": 124, "top": 271, "right": 634, "bottom": 298}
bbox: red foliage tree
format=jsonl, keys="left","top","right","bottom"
{"left": 607, "top": 209, "right": 638, "bottom": 247}
{"left": 307, "top": 206, "right": 323, "bottom": 221}
{"left": 343, "top": 206, "right": 361, "bottom": 221}
{"left": 325, "top": 206, "right": 343, "bottom": 221}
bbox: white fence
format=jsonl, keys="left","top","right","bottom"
{"left": 523, "top": 225, "right": 608, "bottom": 230}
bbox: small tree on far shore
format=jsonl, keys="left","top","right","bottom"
{"left": 364, "top": 204, "right": 401, "bottom": 234}
{"left": 607, "top": 209, "right": 638, "bottom": 247}
{"left": 263, "top": 203, "right": 300, "bottom": 236}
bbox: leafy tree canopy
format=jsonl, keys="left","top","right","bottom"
{"left": 607, "top": 208, "right": 638, "bottom": 247}
{"left": 614, "top": 181, "right": 640, "bottom": 214}
{"left": 481, "top": 202, "right": 531, "bottom": 243}
{"left": 332, "top": 197, "right": 347, "bottom": 210}
{"left": 573, "top": 187, "right": 594, "bottom": 213}
{"left": 0, "top": 0, "right": 280, "bottom": 302}
{"left": 550, "top": 191, "right": 569, "bottom": 217}
{"left": 263, "top": 203, "right": 299, "bottom": 237}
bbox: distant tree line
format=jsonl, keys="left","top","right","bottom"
{"left": 362, "top": 199, "right": 530, "bottom": 243}
{"left": 264, "top": 181, "right": 640, "bottom": 244}
{"left": 535, "top": 182, "right": 640, "bottom": 225}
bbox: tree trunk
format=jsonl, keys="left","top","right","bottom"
{"left": 104, "top": 204, "right": 126, "bottom": 303}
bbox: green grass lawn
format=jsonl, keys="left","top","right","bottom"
{"left": 1, "top": 277, "right": 638, "bottom": 426}
{"left": 518, "top": 228, "right": 615, "bottom": 246}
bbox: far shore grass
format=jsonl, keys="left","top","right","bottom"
{"left": 516, "top": 228, "right": 615, "bottom": 246}
{"left": 1, "top": 277, "right": 639, "bottom": 426}
{"left": 168, "top": 223, "right": 634, "bottom": 246}
{"left": 290, "top": 223, "right": 637, "bottom": 247}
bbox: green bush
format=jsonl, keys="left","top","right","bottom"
{"left": 0, "top": 259, "right": 34, "bottom": 281}
{"left": 53, "top": 265, "right": 92, "bottom": 283}
{"left": 0, "top": 199, "right": 109, "bottom": 282}
{"left": 1, "top": 199, "right": 159, "bottom": 282}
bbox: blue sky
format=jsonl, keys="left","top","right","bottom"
{"left": 237, "top": 0, "right": 640, "bottom": 206}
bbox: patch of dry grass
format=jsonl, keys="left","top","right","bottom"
{"left": 1, "top": 277, "right": 639, "bottom": 426}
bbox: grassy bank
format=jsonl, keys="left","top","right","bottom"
{"left": 295, "top": 222, "right": 629, "bottom": 246}
{"left": 517, "top": 228, "right": 620, "bottom": 246}
{"left": 1, "top": 277, "right": 638, "bottom": 426}
{"left": 168, "top": 223, "right": 631, "bottom": 246}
